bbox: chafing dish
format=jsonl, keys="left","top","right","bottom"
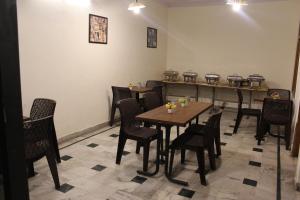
{"left": 205, "top": 73, "right": 220, "bottom": 84}
{"left": 248, "top": 74, "right": 265, "bottom": 87}
{"left": 163, "top": 70, "right": 179, "bottom": 82}
{"left": 183, "top": 71, "right": 198, "bottom": 83}
{"left": 227, "top": 75, "right": 243, "bottom": 87}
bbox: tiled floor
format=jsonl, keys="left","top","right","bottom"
{"left": 29, "top": 110, "right": 300, "bottom": 200}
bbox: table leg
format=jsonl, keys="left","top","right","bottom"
{"left": 196, "top": 85, "right": 199, "bottom": 102}
{"left": 165, "top": 83, "right": 168, "bottom": 102}
{"left": 247, "top": 91, "right": 253, "bottom": 119}
{"left": 164, "top": 125, "right": 188, "bottom": 186}
{"left": 210, "top": 87, "right": 216, "bottom": 114}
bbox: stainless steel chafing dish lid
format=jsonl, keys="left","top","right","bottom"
{"left": 227, "top": 75, "right": 243, "bottom": 81}
{"left": 247, "top": 74, "right": 265, "bottom": 81}
{"left": 183, "top": 71, "right": 198, "bottom": 77}
{"left": 205, "top": 73, "right": 220, "bottom": 79}
{"left": 163, "top": 70, "right": 179, "bottom": 75}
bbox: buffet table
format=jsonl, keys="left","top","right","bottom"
{"left": 162, "top": 80, "right": 269, "bottom": 109}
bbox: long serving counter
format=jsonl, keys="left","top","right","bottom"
{"left": 162, "top": 80, "right": 269, "bottom": 109}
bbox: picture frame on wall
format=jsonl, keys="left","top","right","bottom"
{"left": 147, "top": 27, "right": 157, "bottom": 48}
{"left": 89, "top": 14, "right": 108, "bottom": 44}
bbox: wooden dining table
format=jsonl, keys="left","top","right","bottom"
{"left": 136, "top": 101, "right": 213, "bottom": 185}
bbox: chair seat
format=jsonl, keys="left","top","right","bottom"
{"left": 241, "top": 108, "right": 261, "bottom": 116}
{"left": 124, "top": 127, "right": 159, "bottom": 141}
{"left": 170, "top": 133, "right": 204, "bottom": 150}
{"left": 185, "top": 124, "right": 205, "bottom": 135}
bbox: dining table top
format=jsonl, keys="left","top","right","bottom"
{"left": 136, "top": 101, "right": 213, "bottom": 127}
{"left": 130, "top": 86, "right": 153, "bottom": 93}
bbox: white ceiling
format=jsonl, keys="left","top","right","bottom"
{"left": 158, "top": 0, "right": 285, "bottom": 7}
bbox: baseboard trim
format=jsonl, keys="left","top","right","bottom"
{"left": 58, "top": 119, "right": 120, "bottom": 145}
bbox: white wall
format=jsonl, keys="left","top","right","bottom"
{"left": 294, "top": 57, "right": 300, "bottom": 186}
{"left": 17, "top": 0, "right": 168, "bottom": 138}
{"left": 166, "top": 0, "right": 300, "bottom": 90}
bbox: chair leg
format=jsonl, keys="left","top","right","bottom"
{"left": 285, "top": 124, "right": 291, "bottom": 150}
{"left": 45, "top": 150, "right": 60, "bottom": 189}
{"left": 215, "top": 135, "right": 221, "bottom": 157}
{"left": 169, "top": 148, "right": 176, "bottom": 177}
{"left": 208, "top": 143, "right": 216, "bottom": 170}
{"left": 196, "top": 148, "right": 207, "bottom": 186}
{"left": 143, "top": 143, "right": 150, "bottom": 172}
{"left": 116, "top": 135, "right": 127, "bottom": 164}
{"left": 255, "top": 115, "right": 260, "bottom": 138}
{"left": 233, "top": 113, "right": 242, "bottom": 134}
{"left": 136, "top": 141, "right": 141, "bottom": 154}
{"left": 181, "top": 149, "right": 186, "bottom": 164}
{"left": 51, "top": 123, "right": 61, "bottom": 163}
{"left": 110, "top": 103, "right": 117, "bottom": 126}
{"left": 177, "top": 126, "right": 180, "bottom": 137}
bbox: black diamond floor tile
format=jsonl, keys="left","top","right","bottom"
{"left": 87, "top": 143, "right": 98, "bottom": 148}
{"left": 224, "top": 132, "right": 233, "bottom": 136}
{"left": 92, "top": 164, "right": 106, "bottom": 172}
{"left": 221, "top": 142, "right": 227, "bottom": 146}
{"left": 122, "top": 151, "right": 130, "bottom": 156}
{"left": 229, "top": 125, "right": 235, "bottom": 128}
{"left": 109, "top": 134, "right": 119, "bottom": 138}
{"left": 243, "top": 178, "right": 257, "bottom": 187}
{"left": 178, "top": 188, "right": 195, "bottom": 198}
{"left": 131, "top": 176, "right": 147, "bottom": 184}
{"left": 249, "top": 161, "right": 261, "bottom": 167}
{"left": 253, "top": 147, "right": 263, "bottom": 152}
{"left": 58, "top": 183, "right": 74, "bottom": 193}
{"left": 61, "top": 155, "right": 72, "bottom": 161}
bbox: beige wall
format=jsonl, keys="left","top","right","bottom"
{"left": 17, "top": 0, "right": 168, "bottom": 138}
{"left": 166, "top": 0, "right": 300, "bottom": 90}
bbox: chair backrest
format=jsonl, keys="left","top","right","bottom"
{"left": 24, "top": 116, "right": 53, "bottom": 161}
{"left": 112, "top": 86, "right": 132, "bottom": 104}
{"left": 30, "top": 98, "right": 56, "bottom": 120}
{"left": 205, "top": 111, "right": 223, "bottom": 132}
{"left": 236, "top": 89, "right": 243, "bottom": 110}
{"left": 119, "top": 98, "right": 142, "bottom": 129}
{"left": 146, "top": 80, "right": 163, "bottom": 88}
{"left": 151, "top": 85, "right": 164, "bottom": 105}
{"left": 267, "top": 89, "right": 290, "bottom": 100}
{"left": 144, "top": 92, "right": 161, "bottom": 111}
{"left": 262, "top": 98, "right": 292, "bottom": 125}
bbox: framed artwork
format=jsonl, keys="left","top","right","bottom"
{"left": 147, "top": 27, "right": 157, "bottom": 48}
{"left": 89, "top": 14, "right": 108, "bottom": 44}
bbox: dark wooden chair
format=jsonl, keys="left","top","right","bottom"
{"left": 25, "top": 98, "right": 60, "bottom": 177}
{"left": 233, "top": 89, "right": 261, "bottom": 137}
{"left": 28, "top": 98, "right": 60, "bottom": 163}
{"left": 257, "top": 98, "right": 293, "bottom": 150}
{"left": 267, "top": 89, "right": 290, "bottom": 100}
{"left": 110, "top": 86, "right": 132, "bottom": 126}
{"left": 180, "top": 112, "right": 223, "bottom": 170}
{"left": 24, "top": 116, "right": 60, "bottom": 189}
{"left": 116, "top": 98, "right": 161, "bottom": 176}
{"left": 169, "top": 133, "right": 207, "bottom": 185}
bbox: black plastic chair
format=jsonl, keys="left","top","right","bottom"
{"left": 110, "top": 86, "right": 132, "bottom": 126}
{"left": 24, "top": 116, "right": 60, "bottom": 189}
{"left": 116, "top": 98, "right": 161, "bottom": 176}
{"left": 257, "top": 98, "right": 293, "bottom": 150}
{"left": 180, "top": 112, "right": 223, "bottom": 171}
{"left": 233, "top": 89, "right": 261, "bottom": 137}
{"left": 267, "top": 89, "right": 290, "bottom": 100}
{"left": 28, "top": 98, "right": 60, "bottom": 163}
{"left": 169, "top": 134, "right": 207, "bottom": 185}
{"left": 146, "top": 80, "right": 163, "bottom": 88}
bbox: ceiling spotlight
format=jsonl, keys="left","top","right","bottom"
{"left": 128, "top": 0, "right": 146, "bottom": 14}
